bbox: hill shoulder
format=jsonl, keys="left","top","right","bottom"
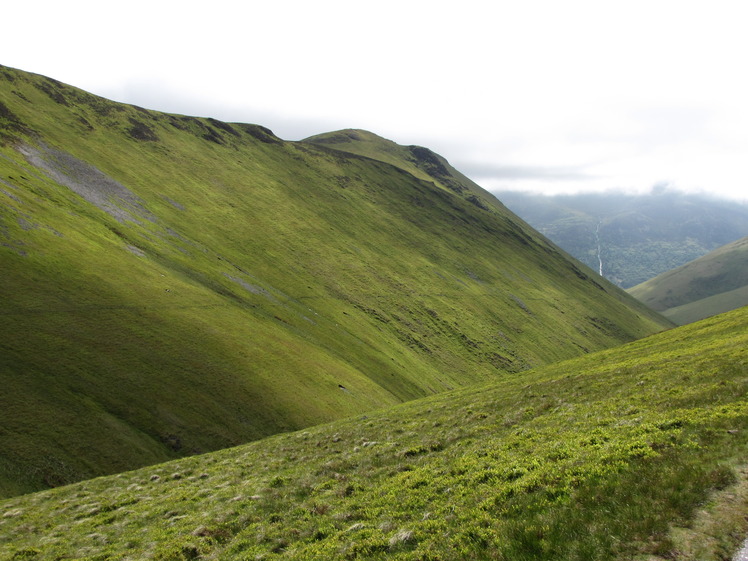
{"left": 304, "top": 129, "right": 510, "bottom": 214}
{"left": 629, "top": 236, "right": 748, "bottom": 323}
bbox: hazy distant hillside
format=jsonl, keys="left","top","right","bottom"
{"left": 496, "top": 189, "right": 748, "bottom": 288}
{"left": 0, "top": 65, "right": 670, "bottom": 496}
{"left": 629, "top": 236, "right": 748, "bottom": 324}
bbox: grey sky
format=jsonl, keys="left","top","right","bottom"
{"left": 3, "top": 0, "right": 747, "bottom": 201}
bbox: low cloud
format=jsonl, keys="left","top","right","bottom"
{"left": 460, "top": 163, "right": 595, "bottom": 182}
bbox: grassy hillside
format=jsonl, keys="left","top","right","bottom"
{"left": 629, "top": 236, "right": 748, "bottom": 324}
{"left": 1, "top": 305, "right": 745, "bottom": 560}
{"left": 0, "top": 64, "right": 670, "bottom": 498}
{"left": 497, "top": 190, "right": 748, "bottom": 288}
{"left": 662, "top": 285, "right": 748, "bottom": 325}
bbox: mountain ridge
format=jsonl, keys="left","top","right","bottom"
{"left": 304, "top": 129, "right": 500, "bottom": 211}
{"left": 0, "top": 64, "right": 670, "bottom": 497}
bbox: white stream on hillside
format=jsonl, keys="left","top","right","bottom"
{"left": 594, "top": 220, "right": 603, "bottom": 276}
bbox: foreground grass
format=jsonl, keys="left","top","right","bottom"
{"left": 1, "top": 306, "right": 746, "bottom": 560}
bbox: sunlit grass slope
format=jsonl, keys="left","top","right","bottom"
{"left": 1, "top": 306, "right": 745, "bottom": 560}
{"left": 0, "top": 64, "right": 670, "bottom": 497}
{"left": 630, "top": 236, "right": 748, "bottom": 324}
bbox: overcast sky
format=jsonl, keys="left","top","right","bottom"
{"left": 3, "top": 0, "right": 747, "bottom": 201}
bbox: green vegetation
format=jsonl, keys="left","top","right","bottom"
{"left": 0, "top": 65, "right": 670, "bottom": 497}
{"left": 497, "top": 191, "right": 748, "bottom": 288}
{"left": 629, "top": 236, "right": 748, "bottom": 324}
{"left": 663, "top": 285, "right": 748, "bottom": 325}
{"left": 1, "top": 305, "right": 746, "bottom": 560}
{"left": 304, "top": 129, "right": 503, "bottom": 212}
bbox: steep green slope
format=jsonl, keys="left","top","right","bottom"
{"left": 497, "top": 190, "right": 748, "bottom": 288}
{"left": 1, "top": 305, "right": 745, "bottom": 560}
{"left": 629, "top": 236, "right": 748, "bottom": 324}
{"left": 0, "top": 65, "right": 670, "bottom": 497}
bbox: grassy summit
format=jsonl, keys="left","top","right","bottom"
{"left": 0, "top": 64, "right": 669, "bottom": 497}
{"left": 304, "top": 129, "right": 500, "bottom": 211}
{"left": 1, "top": 305, "right": 745, "bottom": 560}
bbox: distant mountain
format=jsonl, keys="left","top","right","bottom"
{"left": 628, "top": 236, "right": 748, "bottom": 324}
{"left": 0, "top": 65, "right": 670, "bottom": 496}
{"left": 495, "top": 190, "right": 748, "bottom": 288}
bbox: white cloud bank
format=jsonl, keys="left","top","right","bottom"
{"left": 3, "top": 0, "right": 747, "bottom": 201}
